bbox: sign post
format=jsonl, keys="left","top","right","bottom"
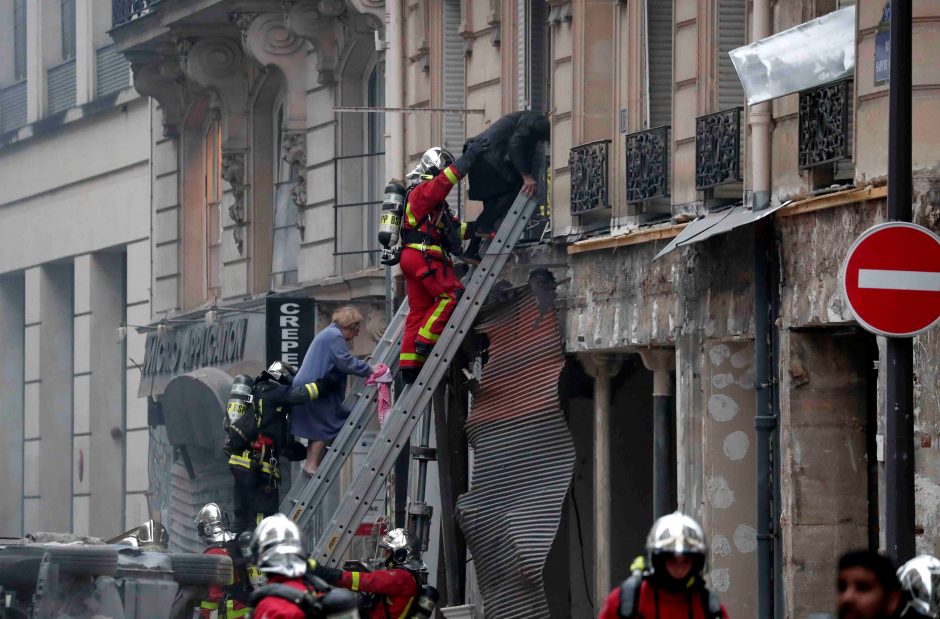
{"left": 266, "top": 298, "right": 317, "bottom": 367}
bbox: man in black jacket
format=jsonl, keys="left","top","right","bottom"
{"left": 462, "top": 111, "right": 550, "bottom": 262}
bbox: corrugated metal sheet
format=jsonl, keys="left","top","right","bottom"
{"left": 442, "top": 0, "right": 465, "bottom": 153}
{"left": 718, "top": 0, "right": 746, "bottom": 112}
{"left": 647, "top": 0, "right": 672, "bottom": 129}
{"left": 0, "top": 80, "right": 27, "bottom": 133}
{"left": 456, "top": 283, "right": 573, "bottom": 618}
{"left": 47, "top": 59, "right": 76, "bottom": 115}
{"left": 96, "top": 44, "right": 131, "bottom": 97}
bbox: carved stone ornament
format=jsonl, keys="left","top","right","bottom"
{"left": 129, "top": 53, "right": 190, "bottom": 137}
{"left": 282, "top": 131, "right": 307, "bottom": 169}
{"left": 221, "top": 150, "right": 247, "bottom": 254}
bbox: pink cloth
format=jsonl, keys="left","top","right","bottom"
{"left": 366, "top": 363, "right": 394, "bottom": 425}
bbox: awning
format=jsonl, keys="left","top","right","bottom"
{"left": 653, "top": 201, "right": 789, "bottom": 261}
{"left": 160, "top": 367, "right": 233, "bottom": 452}
{"left": 730, "top": 5, "right": 855, "bottom": 105}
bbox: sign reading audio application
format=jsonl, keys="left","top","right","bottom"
{"left": 266, "top": 297, "right": 316, "bottom": 367}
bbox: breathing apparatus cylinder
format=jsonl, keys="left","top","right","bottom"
{"left": 379, "top": 182, "right": 406, "bottom": 256}
{"left": 226, "top": 374, "right": 255, "bottom": 425}
{"left": 413, "top": 585, "right": 439, "bottom": 619}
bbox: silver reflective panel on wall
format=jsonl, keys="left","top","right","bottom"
{"left": 729, "top": 5, "right": 856, "bottom": 105}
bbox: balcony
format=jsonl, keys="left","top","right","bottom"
{"left": 798, "top": 79, "right": 851, "bottom": 169}
{"left": 625, "top": 126, "right": 670, "bottom": 204}
{"left": 695, "top": 108, "right": 742, "bottom": 191}
{"left": 112, "top": 0, "right": 163, "bottom": 28}
{"left": 569, "top": 139, "right": 611, "bottom": 215}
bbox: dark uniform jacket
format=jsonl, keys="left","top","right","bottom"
{"left": 465, "top": 111, "right": 550, "bottom": 200}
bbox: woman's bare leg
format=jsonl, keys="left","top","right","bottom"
{"left": 304, "top": 440, "right": 327, "bottom": 475}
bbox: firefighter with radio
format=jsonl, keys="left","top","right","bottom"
{"left": 378, "top": 141, "right": 488, "bottom": 384}
{"left": 224, "top": 362, "right": 340, "bottom": 534}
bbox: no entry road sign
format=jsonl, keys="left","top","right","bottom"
{"left": 840, "top": 222, "right": 940, "bottom": 337}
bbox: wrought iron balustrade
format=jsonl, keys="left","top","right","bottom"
{"left": 113, "top": 0, "right": 163, "bottom": 27}
{"left": 695, "top": 108, "right": 742, "bottom": 190}
{"left": 569, "top": 139, "right": 611, "bottom": 214}
{"left": 625, "top": 126, "right": 669, "bottom": 204}
{"left": 799, "top": 79, "right": 851, "bottom": 169}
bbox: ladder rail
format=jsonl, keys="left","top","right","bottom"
{"left": 312, "top": 188, "right": 539, "bottom": 565}
{"left": 279, "top": 299, "right": 409, "bottom": 527}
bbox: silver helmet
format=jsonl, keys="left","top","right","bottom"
{"left": 898, "top": 555, "right": 940, "bottom": 618}
{"left": 646, "top": 511, "right": 708, "bottom": 558}
{"left": 263, "top": 361, "right": 296, "bottom": 385}
{"left": 407, "top": 147, "right": 455, "bottom": 181}
{"left": 249, "top": 513, "right": 307, "bottom": 578}
{"left": 378, "top": 528, "right": 420, "bottom": 567}
{"left": 195, "top": 503, "right": 234, "bottom": 544}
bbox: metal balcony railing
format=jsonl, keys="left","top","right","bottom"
{"left": 569, "top": 139, "right": 611, "bottom": 214}
{"left": 695, "top": 108, "right": 743, "bottom": 191}
{"left": 798, "top": 79, "right": 851, "bottom": 169}
{"left": 112, "top": 0, "right": 163, "bottom": 27}
{"left": 625, "top": 126, "right": 670, "bottom": 204}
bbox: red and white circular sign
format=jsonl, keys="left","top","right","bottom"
{"left": 840, "top": 222, "right": 940, "bottom": 337}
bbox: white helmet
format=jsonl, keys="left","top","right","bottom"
{"left": 898, "top": 555, "right": 940, "bottom": 618}
{"left": 262, "top": 360, "right": 296, "bottom": 385}
{"left": 249, "top": 513, "right": 307, "bottom": 578}
{"left": 407, "top": 147, "right": 455, "bottom": 181}
{"left": 646, "top": 511, "right": 708, "bottom": 558}
{"left": 195, "top": 503, "right": 234, "bottom": 544}
{"left": 378, "top": 528, "right": 420, "bottom": 568}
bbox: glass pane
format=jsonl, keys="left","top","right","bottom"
{"left": 14, "top": 0, "right": 27, "bottom": 79}
{"left": 61, "top": 0, "right": 76, "bottom": 60}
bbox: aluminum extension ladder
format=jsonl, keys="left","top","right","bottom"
{"left": 279, "top": 298, "right": 409, "bottom": 527}
{"left": 311, "top": 187, "right": 539, "bottom": 566}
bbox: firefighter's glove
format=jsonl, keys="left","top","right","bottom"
{"left": 454, "top": 137, "right": 489, "bottom": 176}
{"left": 308, "top": 560, "right": 343, "bottom": 585}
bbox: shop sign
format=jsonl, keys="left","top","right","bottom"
{"left": 141, "top": 319, "right": 249, "bottom": 376}
{"left": 266, "top": 298, "right": 317, "bottom": 366}
{"left": 875, "top": 2, "right": 891, "bottom": 86}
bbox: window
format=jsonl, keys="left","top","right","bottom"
{"left": 61, "top": 0, "right": 76, "bottom": 60}
{"left": 14, "top": 0, "right": 27, "bottom": 80}
{"left": 646, "top": 0, "right": 672, "bottom": 130}
{"left": 205, "top": 122, "right": 222, "bottom": 300}
{"left": 717, "top": 0, "right": 746, "bottom": 112}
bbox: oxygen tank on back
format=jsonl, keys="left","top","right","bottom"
{"left": 379, "top": 182, "right": 405, "bottom": 246}
{"left": 226, "top": 374, "right": 255, "bottom": 425}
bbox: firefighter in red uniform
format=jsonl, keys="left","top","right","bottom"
{"left": 248, "top": 514, "right": 358, "bottom": 619}
{"left": 398, "top": 142, "right": 487, "bottom": 384}
{"left": 599, "top": 512, "right": 729, "bottom": 619}
{"left": 310, "top": 528, "right": 429, "bottom": 619}
{"left": 194, "top": 503, "right": 253, "bottom": 618}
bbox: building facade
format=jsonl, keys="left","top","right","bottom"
{"left": 0, "top": 0, "right": 151, "bottom": 539}
{"left": 3, "top": 0, "right": 937, "bottom": 617}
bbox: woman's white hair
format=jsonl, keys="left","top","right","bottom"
{"left": 332, "top": 305, "right": 364, "bottom": 328}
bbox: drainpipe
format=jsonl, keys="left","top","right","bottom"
{"left": 639, "top": 349, "right": 676, "bottom": 519}
{"left": 385, "top": 0, "right": 405, "bottom": 182}
{"left": 750, "top": 0, "right": 775, "bottom": 617}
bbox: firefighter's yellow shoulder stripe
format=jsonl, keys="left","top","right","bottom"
{"left": 443, "top": 167, "right": 459, "bottom": 185}
{"left": 305, "top": 382, "right": 318, "bottom": 399}
{"left": 351, "top": 571, "right": 361, "bottom": 591}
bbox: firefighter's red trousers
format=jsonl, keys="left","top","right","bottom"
{"left": 399, "top": 247, "right": 463, "bottom": 371}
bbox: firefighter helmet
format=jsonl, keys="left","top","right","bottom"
{"left": 249, "top": 513, "right": 307, "bottom": 578}
{"left": 407, "top": 147, "right": 455, "bottom": 181}
{"left": 262, "top": 361, "right": 296, "bottom": 385}
{"left": 378, "top": 528, "right": 420, "bottom": 567}
{"left": 195, "top": 503, "right": 235, "bottom": 544}
{"left": 646, "top": 511, "right": 708, "bottom": 590}
{"left": 897, "top": 555, "right": 940, "bottom": 618}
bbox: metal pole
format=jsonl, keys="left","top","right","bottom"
{"left": 640, "top": 350, "right": 675, "bottom": 519}
{"left": 407, "top": 402, "right": 436, "bottom": 552}
{"left": 885, "top": 0, "right": 915, "bottom": 565}
{"left": 594, "top": 363, "right": 612, "bottom": 609}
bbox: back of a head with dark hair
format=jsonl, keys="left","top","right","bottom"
{"left": 839, "top": 549, "right": 901, "bottom": 593}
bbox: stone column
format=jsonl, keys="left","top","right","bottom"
{"left": 75, "top": 252, "right": 126, "bottom": 537}
{"left": 37, "top": 263, "right": 74, "bottom": 532}
{"left": 580, "top": 352, "right": 622, "bottom": 608}
{"left": 0, "top": 274, "right": 25, "bottom": 537}
{"left": 639, "top": 348, "right": 676, "bottom": 519}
